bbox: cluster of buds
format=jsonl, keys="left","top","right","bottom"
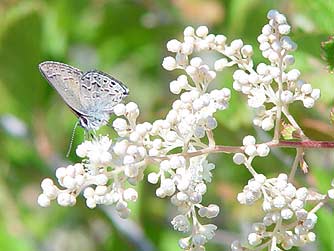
{"left": 37, "top": 9, "right": 332, "bottom": 251}
{"left": 233, "top": 173, "right": 327, "bottom": 250}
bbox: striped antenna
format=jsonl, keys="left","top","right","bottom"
{"left": 66, "top": 120, "right": 80, "bottom": 158}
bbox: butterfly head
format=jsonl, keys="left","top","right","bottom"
{"left": 79, "top": 113, "right": 109, "bottom": 131}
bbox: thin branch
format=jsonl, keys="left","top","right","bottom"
{"left": 150, "top": 140, "right": 334, "bottom": 161}
{"left": 288, "top": 148, "right": 304, "bottom": 182}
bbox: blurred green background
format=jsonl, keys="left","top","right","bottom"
{"left": 0, "top": 0, "right": 333, "bottom": 250}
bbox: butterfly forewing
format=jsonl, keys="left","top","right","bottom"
{"left": 39, "top": 61, "right": 87, "bottom": 115}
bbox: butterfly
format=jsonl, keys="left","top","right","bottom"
{"left": 39, "top": 61, "right": 129, "bottom": 131}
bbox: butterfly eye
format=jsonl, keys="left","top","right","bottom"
{"left": 79, "top": 117, "right": 89, "bottom": 128}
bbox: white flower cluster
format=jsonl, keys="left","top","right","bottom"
{"left": 232, "top": 173, "right": 327, "bottom": 251}
{"left": 38, "top": 135, "right": 140, "bottom": 218}
{"left": 38, "top": 9, "right": 332, "bottom": 251}
{"left": 232, "top": 10, "right": 320, "bottom": 131}
{"left": 233, "top": 135, "right": 270, "bottom": 166}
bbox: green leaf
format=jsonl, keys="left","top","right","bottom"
{"left": 321, "top": 36, "right": 334, "bottom": 72}
{"left": 0, "top": 11, "right": 46, "bottom": 121}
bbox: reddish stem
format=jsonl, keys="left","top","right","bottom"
{"left": 150, "top": 140, "right": 334, "bottom": 161}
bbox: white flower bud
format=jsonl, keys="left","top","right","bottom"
{"left": 273, "top": 196, "right": 286, "bottom": 208}
{"left": 195, "top": 183, "right": 207, "bottom": 194}
{"left": 198, "top": 207, "right": 208, "bottom": 217}
{"left": 278, "top": 24, "right": 291, "bottom": 34}
{"left": 247, "top": 180, "right": 261, "bottom": 193}
{"left": 95, "top": 185, "right": 108, "bottom": 196}
{"left": 114, "top": 103, "right": 126, "bottom": 116}
{"left": 113, "top": 140, "right": 128, "bottom": 156}
{"left": 248, "top": 233, "right": 262, "bottom": 246}
{"left": 123, "top": 188, "right": 138, "bottom": 201}
{"left": 113, "top": 118, "right": 127, "bottom": 131}
{"left": 170, "top": 80, "right": 182, "bottom": 94}
{"left": 256, "top": 63, "right": 268, "bottom": 75}
{"left": 261, "top": 117, "right": 274, "bottom": 131}
{"left": 283, "top": 55, "right": 295, "bottom": 65}
{"left": 119, "top": 208, "right": 131, "bottom": 219}
{"left": 296, "top": 187, "right": 308, "bottom": 200}
{"left": 224, "top": 46, "right": 235, "bottom": 56}
{"left": 185, "top": 65, "right": 196, "bottom": 76}
{"left": 262, "top": 24, "right": 272, "bottom": 35}
{"left": 57, "top": 192, "right": 76, "bottom": 207}
{"left": 281, "top": 90, "right": 294, "bottom": 103}
{"left": 83, "top": 187, "right": 95, "bottom": 198}
{"left": 135, "top": 124, "right": 147, "bottom": 136}
{"left": 255, "top": 174, "right": 266, "bottom": 184}
{"left": 123, "top": 155, "right": 135, "bottom": 165}
{"left": 166, "top": 39, "right": 181, "bottom": 52}
{"left": 179, "top": 237, "right": 190, "bottom": 249}
{"left": 245, "top": 144, "right": 257, "bottom": 156}
{"left": 63, "top": 176, "right": 76, "bottom": 189}
{"left": 156, "top": 188, "right": 166, "bottom": 199}
{"left": 287, "top": 69, "right": 301, "bottom": 81}
{"left": 241, "top": 45, "right": 253, "bottom": 57}
{"left": 206, "top": 204, "right": 220, "bottom": 218}
{"left": 307, "top": 232, "right": 316, "bottom": 242}
{"left": 311, "top": 89, "right": 320, "bottom": 100}
{"left": 215, "top": 34, "right": 227, "bottom": 45}
{"left": 268, "top": 51, "right": 279, "bottom": 62}
{"left": 257, "top": 34, "right": 268, "bottom": 43}
{"left": 303, "top": 97, "right": 315, "bottom": 108}
{"left": 256, "top": 144, "right": 270, "bottom": 157}
{"left": 75, "top": 141, "right": 91, "bottom": 157}
{"left": 194, "top": 126, "right": 205, "bottom": 138}
{"left": 161, "top": 178, "right": 175, "bottom": 196}
{"left": 281, "top": 36, "right": 297, "bottom": 51}
{"left": 267, "top": 10, "right": 279, "bottom": 19}
{"left": 290, "top": 199, "right": 304, "bottom": 211}
{"left": 230, "top": 39, "right": 243, "bottom": 51}
{"left": 196, "top": 26, "right": 209, "bottom": 37}
{"left": 41, "top": 178, "right": 54, "bottom": 190}
{"left": 206, "top": 116, "right": 217, "bottom": 129}
{"left": 162, "top": 56, "right": 177, "bottom": 71}
{"left": 160, "top": 160, "right": 171, "bottom": 171}
{"left": 86, "top": 197, "right": 97, "bottom": 208}
{"left": 129, "top": 131, "right": 140, "bottom": 142}
{"left": 281, "top": 208, "right": 294, "bottom": 219}
{"left": 184, "top": 26, "right": 195, "bottom": 36}
{"left": 328, "top": 188, "right": 334, "bottom": 199}
{"left": 233, "top": 153, "right": 246, "bottom": 165}
{"left": 147, "top": 172, "right": 159, "bottom": 184}
{"left": 190, "top": 57, "right": 202, "bottom": 67}
{"left": 238, "top": 192, "right": 249, "bottom": 205}
{"left": 243, "top": 135, "right": 256, "bottom": 146}
{"left": 38, "top": 194, "right": 51, "bottom": 207}
{"left": 192, "top": 234, "right": 206, "bottom": 246}
{"left": 275, "top": 13, "right": 287, "bottom": 24}
{"left": 271, "top": 40, "right": 281, "bottom": 52}
{"left": 181, "top": 42, "right": 194, "bottom": 55}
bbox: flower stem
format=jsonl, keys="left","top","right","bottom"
{"left": 150, "top": 140, "right": 334, "bottom": 161}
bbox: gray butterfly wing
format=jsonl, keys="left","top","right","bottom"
{"left": 80, "top": 70, "right": 129, "bottom": 113}
{"left": 39, "top": 61, "right": 88, "bottom": 117}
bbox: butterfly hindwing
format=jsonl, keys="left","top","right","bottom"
{"left": 80, "top": 70, "right": 129, "bottom": 113}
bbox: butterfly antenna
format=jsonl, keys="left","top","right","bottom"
{"left": 66, "top": 120, "right": 80, "bottom": 158}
